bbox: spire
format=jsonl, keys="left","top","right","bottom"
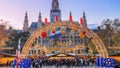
{"left": 38, "top": 12, "right": 41, "bottom": 19}
{"left": 83, "top": 11, "right": 87, "bottom": 26}
{"left": 52, "top": 0, "right": 59, "bottom": 10}
{"left": 38, "top": 12, "right": 42, "bottom": 28}
{"left": 70, "top": 11, "right": 72, "bottom": 16}
{"left": 25, "top": 12, "right": 28, "bottom": 20}
{"left": 69, "top": 11, "right": 73, "bottom": 22}
{"left": 23, "top": 12, "right": 29, "bottom": 32}
{"left": 50, "top": 0, "right": 61, "bottom": 22}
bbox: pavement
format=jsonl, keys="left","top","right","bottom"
{"left": 0, "top": 66, "right": 99, "bottom": 68}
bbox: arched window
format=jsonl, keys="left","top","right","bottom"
{"left": 38, "top": 50, "right": 40, "bottom": 55}
{"left": 78, "top": 50, "right": 80, "bottom": 54}
{"left": 70, "top": 36, "right": 72, "bottom": 38}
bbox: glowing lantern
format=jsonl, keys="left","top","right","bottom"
{"left": 41, "top": 32, "right": 47, "bottom": 38}
{"left": 61, "top": 30, "right": 66, "bottom": 35}
{"left": 79, "top": 32, "right": 85, "bottom": 39}
{"left": 60, "top": 26, "right": 66, "bottom": 34}
{"left": 82, "top": 31, "right": 86, "bottom": 35}
{"left": 72, "top": 27, "right": 77, "bottom": 31}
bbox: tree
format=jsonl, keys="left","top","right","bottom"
{"left": 113, "top": 18, "right": 120, "bottom": 32}
{"left": 100, "top": 19, "right": 113, "bottom": 46}
{"left": 19, "top": 31, "right": 30, "bottom": 48}
{"left": 0, "top": 25, "right": 9, "bottom": 47}
{"left": 5, "top": 30, "right": 30, "bottom": 54}
{"left": 98, "top": 19, "right": 120, "bottom": 46}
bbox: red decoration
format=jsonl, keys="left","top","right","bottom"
{"left": 55, "top": 16, "right": 59, "bottom": 21}
{"left": 45, "top": 18, "right": 48, "bottom": 24}
{"left": 69, "top": 16, "right": 72, "bottom": 22}
{"left": 79, "top": 33, "right": 85, "bottom": 39}
{"left": 80, "top": 18, "right": 83, "bottom": 24}
{"left": 52, "top": 27, "right": 56, "bottom": 33}
{"left": 82, "top": 31, "right": 86, "bottom": 35}
{"left": 41, "top": 32, "right": 47, "bottom": 38}
{"left": 52, "top": 30, "right": 56, "bottom": 33}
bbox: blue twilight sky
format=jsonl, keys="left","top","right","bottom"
{"left": 0, "top": 0, "right": 120, "bottom": 29}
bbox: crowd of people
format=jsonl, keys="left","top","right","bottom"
{"left": 3, "top": 56, "right": 120, "bottom": 68}
{"left": 115, "top": 61, "right": 120, "bottom": 68}
{"left": 30, "top": 57, "right": 95, "bottom": 68}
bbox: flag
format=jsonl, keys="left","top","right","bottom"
{"left": 80, "top": 17, "right": 83, "bottom": 24}
{"left": 55, "top": 16, "right": 59, "bottom": 21}
{"left": 50, "top": 30, "right": 56, "bottom": 39}
{"left": 96, "top": 58, "right": 115, "bottom": 67}
{"left": 15, "top": 39, "right": 22, "bottom": 68}
{"left": 50, "top": 27, "right": 61, "bottom": 39}
{"left": 45, "top": 18, "right": 48, "bottom": 24}
{"left": 50, "top": 27, "right": 56, "bottom": 39}
{"left": 18, "top": 39, "right": 21, "bottom": 58}
{"left": 69, "top": 16, "right": 72, "bottom": 22}
{"left": 13, "top": 59, "right": 31, "bottom": 68}
{"left": 55, "top": 27, "right": 61, "bottom": 36}
{"left": 69, "top": 12, "right": 72, "bottom": 22}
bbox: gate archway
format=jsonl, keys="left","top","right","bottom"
{"left": 21, "top": 21, "right": 108, "bottom": 58}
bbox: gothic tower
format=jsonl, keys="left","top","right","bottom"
{"left": 83, "top": 11, "right": 87, "bottom": 26}
{"left": 50, "top": 0, "right": 61, "bottom": 22}
{"left": 38, "top": 12, "right": 42, "bottom": 28}
{"left": 70, "top": 11, "right": 72, "bottom": 17}
{"left": 23, "top": 12, "right": 29, "bottom": 32}
{"left": 69, "top": 11, "right": 72, "bottom": 21}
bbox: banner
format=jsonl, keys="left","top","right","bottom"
{"left": 96, "top": 58, "right": 115, "bottom": 68}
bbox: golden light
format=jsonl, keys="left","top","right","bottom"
{"left": 51, "top": 27, "right": 56, "bottom": 31}
{"left": 72, "top": 26, "right": 77, "bottom": 31}
{"left": 0, "top": 58, "right": 15, "bottom": 65}
{"left": 79, "top": 32, "right": 85, "bottom": 39}
{"left": 60, "top": 30, "right": 66, "bottom": 35}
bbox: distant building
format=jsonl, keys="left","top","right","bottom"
{"left": 29, "top": 12, "right": 43, "bottom": 34}
{"left": 50, "top": 0, "right": 61, "bottom": 22}
{"left": 23, "top": 0, "right": 87, "bottom": 34}
{"left": 23, "top": 11, "right": 43, "bottom": 34}
{"left": 23, "top": 12, "right": 29, "bottom": 32}
{"left": 83, "top": 11, "right": 87, "bottom": 26}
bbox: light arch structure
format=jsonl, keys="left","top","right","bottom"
{"left": 21, "top": 21, "right": 108, "bottom": 58}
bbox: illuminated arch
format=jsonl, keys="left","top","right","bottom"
{"left": 21, "top": 21, "right": 108, "bottom": 58}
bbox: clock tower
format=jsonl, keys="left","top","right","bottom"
{"left": 50, "top": 0, "right": 61, "bottom": 22}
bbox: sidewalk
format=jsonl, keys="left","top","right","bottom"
{"left": 0, "top": 66, "right": 98, "bottom": 68}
